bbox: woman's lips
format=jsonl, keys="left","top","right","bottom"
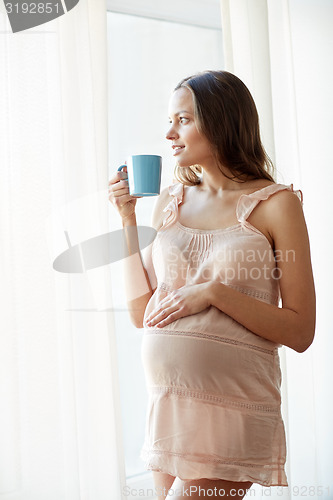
{"left": 172, "top": 145, "right": 185, "bottom": 156}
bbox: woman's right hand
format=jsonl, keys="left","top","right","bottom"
{"left": 108, "top": 166, "right": 141, "bottom": 221}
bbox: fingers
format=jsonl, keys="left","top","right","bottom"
{"left": 108, "top": 165, "right": 144, "bottom": 220}
{"left": 108, "top": 169, "right": 128, "bottom": 186}
{"left": 109, "top": 178, "right": 128, "bottom": 194}
{"left": 146, "top": 307, "right": 178, "bottom": 328}
{"left": 154, "top": 311, "right": 178, "bottom": 328}
{"left": 110, "top": 193, "right": 134, "bottom": 208}
{"left": 108, "top": 171, "right": 129, "bottom": 206}
{"left": 146, "top": 299, "right": 173, "bottom": 325}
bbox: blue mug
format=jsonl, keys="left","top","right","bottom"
{"left": 118, "top": 154, "right": 162, "bottom": 197}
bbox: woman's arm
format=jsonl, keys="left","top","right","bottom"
{"left": 121, "top": 213, "right": 154, "bottom": 328}
{"left": 146, "top": 190, "right": 316, "bottom": 353}
{"left": 122, "top": 187, "right": 171, "bottom": 328}
{"left": 207, "top": 190, "right": 316, "bottom": 352}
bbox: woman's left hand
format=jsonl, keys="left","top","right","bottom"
{"left": 145, "top": 282, "right": 212, "bottom": 328}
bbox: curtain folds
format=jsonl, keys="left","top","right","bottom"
{"left": 0, "top": 2, "right": 125, "bottom": 499}
{"left": 220, "top": 0, "right": 276, "bottom": 165}
{"left": 220, "top": 1, "right": 333, "bottom": 499}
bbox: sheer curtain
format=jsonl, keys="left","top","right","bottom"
{"left": 220, "top": 1, "right": 333, "bottom": 499}
{"left": 0, "top": 1, "right": 125, "bottom": 499}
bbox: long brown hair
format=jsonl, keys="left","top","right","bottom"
{"left": 173, "top": 70, "right": 275, "bottom": 186}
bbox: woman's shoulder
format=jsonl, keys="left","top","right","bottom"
{"left": 255, "top": 182, "right": 304, "bottom": 241}
{"left": 240, "top": 179, "right": 302, "bottom": 204}
{"left": 264, "top": 184, "right": 303, "bottom": 213}
{"left": 257, "top": 181, "right": 303, "bottom": 205}
{"left": 243, "top": 180, "right": 303, "bottom": 247}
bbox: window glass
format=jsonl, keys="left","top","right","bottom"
{"left": 107, "top": 11, "right": 223, "bottom": 479}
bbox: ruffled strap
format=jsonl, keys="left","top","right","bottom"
{"left": 236, "top": 183, "right": 303, "bottom": 223}
{"left": 160, "top": 182, "right": 184, "bottom": 230}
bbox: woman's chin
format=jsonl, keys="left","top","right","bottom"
{"left": 176, "top": 160, "right": 191, "bottom": 168}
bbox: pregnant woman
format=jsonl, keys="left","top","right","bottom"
{"left": 108, "top": 70, "right": 316, "bottom": 499}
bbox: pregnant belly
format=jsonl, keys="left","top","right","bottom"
{"left": 141, "top": 329, "right": 282, "bottom": 406}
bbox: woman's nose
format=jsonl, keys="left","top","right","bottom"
{"left": 166, "top": 124, "right": 178, "bottom": 141}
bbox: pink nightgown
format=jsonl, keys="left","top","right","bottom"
{"left": 140, "top": 182, "right": 303, "bottom": 487}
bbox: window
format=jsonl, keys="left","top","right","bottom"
{"left": 107, "top": 2, "right": 223, "bottom": 495}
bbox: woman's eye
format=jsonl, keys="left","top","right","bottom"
{"left": 179, "top": 117, "right": 189, "bottom": 124}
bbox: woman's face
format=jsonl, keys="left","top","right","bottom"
{"left": 166, "top": 87, "right": 215, "bottom": 169}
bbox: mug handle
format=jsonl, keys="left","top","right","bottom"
{"left": 117, "top": 165, "right": 126, "bottom": 172}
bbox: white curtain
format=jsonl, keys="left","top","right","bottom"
{"left": 0, "top": 1, "right": 125, "bottom": 499}
{"left": 220, "top": 1, "right": 333, "bottom": 499}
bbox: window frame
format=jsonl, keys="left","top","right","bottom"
{"left": 106, "top": 0, "right": 222, "bottom": 30}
